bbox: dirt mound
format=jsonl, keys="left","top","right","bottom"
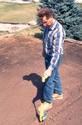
{"left": 0, "top": 35, "right": 82, "bottom": 125}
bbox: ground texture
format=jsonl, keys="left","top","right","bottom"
{"left": 0, "top": 35, "right": 82, "bottom": 125}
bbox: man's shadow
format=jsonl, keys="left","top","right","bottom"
{"left": 23, "top": 73, "right": 43, "bottom": 120}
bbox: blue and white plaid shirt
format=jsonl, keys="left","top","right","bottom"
{"left": 43, "top": 20, "right": 66, "bottom": 70}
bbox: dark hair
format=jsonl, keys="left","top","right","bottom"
{"left": 37, "top": 8, "right": 55, "bottom": 18}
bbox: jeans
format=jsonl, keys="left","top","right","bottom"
{"left": 43, "top": 54, "right": 63, "bottom": 103}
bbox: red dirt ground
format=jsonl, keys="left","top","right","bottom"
{"left": 0, "top": 35, "right": 82, "bottom": 125}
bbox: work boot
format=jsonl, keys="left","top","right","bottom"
{"left": 38, "top": 102, "right": 52, "bottom": 113}
{"left": 53, "top": 93, "right": 63, "bottom": 100}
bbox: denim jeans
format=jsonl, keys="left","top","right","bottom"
{"left": 42, "top": 54, "right": 63, "bottom": 103}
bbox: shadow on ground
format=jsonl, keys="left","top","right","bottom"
{"left": 0, "top": 36, "right": 82, "bottom": 125}
{"left": 23, "top": 73, "right": 43, "bottom": 121}
{"left": 23, "top": 73, "right": 43, "bottom": 103}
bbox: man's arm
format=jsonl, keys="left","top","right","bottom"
{"left": 49, "top": 25, "right": 64, "bottom": 70}
{"left": 42, "top": 25, "right": 65, "bottom": 82}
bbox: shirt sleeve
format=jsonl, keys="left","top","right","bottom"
{"left": 49, "top": 26, "right": 65, "bottom": 70}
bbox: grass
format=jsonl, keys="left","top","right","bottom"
{"left": 0, "top": 2, "right": 81, "bottom": 37}
{"left": 0, "top": 2, "right": 38, "bottom": 23}
{"left": 14, "top": 26, "right": 42, "bottom": 38}
{"left": 0, "top": 2, "right": 41, "bottom": 36}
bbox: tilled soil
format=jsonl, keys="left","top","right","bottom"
{"left": 0, "top": 35, "right": 82, "bottom": 125}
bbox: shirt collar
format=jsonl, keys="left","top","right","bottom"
{"left": 49, "top": 20, "right": 57, "bottom": 31}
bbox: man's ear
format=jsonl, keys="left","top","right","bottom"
{"left": 48, "top": 17, "right": 53, "bottom": 24}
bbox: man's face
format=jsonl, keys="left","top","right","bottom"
{"left": 40, "top": 16, "right": 53, "bottom": 27}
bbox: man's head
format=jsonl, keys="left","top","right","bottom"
{"left": 37, "top": 8, "right": 55, "bottom": 27}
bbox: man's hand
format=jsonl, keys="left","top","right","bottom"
{"left": 42, "top": 67, "right": 52, "bottom": 82}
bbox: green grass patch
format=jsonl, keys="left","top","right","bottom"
{"left": 14, "top": 26, "right": 41, "bottom": 37}
{"left": 0, "top": 31, "right": 9, "bottom": 35}
{"left": 0, "top": 2, "right": 41, "bottom": 36}
{"left": 0, "top": 2, "right": 38, "bottom": 23}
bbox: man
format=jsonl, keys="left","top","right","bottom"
{"left": 37, "top": 8, "right": 65, "bottom": 112}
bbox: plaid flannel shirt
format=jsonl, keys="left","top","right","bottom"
{"left": 43, "top": 20, "right": 66, "bottom": 70}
